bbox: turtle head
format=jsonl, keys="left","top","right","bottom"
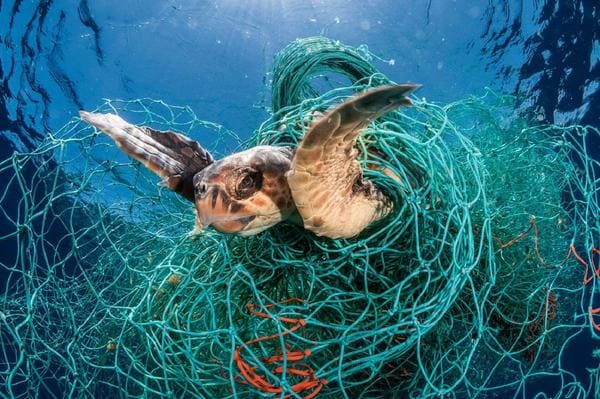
{"left": 192, "top": 146, "right": 295, "bottom": 236}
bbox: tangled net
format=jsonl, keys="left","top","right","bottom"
{"left": 1, "top": 37, "right": 599, "bottom": 399}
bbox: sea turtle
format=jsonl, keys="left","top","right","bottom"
{"left": 80, "top": 84, "right": 419, "bottom": 239}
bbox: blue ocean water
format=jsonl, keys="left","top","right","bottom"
{"left": 0, "top": 1, "right": 599, "bottom": 398}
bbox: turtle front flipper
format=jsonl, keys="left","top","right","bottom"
{"left": 79, "top": 111, "right": 213, "bottom": 202}
{"left": 286, "top": 84, "right": 420, "bottom": 239}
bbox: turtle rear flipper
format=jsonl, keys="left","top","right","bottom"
{"left": 286, "top": 84, "right": 420, "bottom": 239}
{"left": 79, "top": 111, "right": 213, "bottom": 202}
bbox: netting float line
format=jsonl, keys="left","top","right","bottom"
{"left": 0, "top": 36, "right": 599, "bottom": 398}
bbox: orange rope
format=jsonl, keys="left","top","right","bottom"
{"left": 592, "top": 247, "right": 600, "bottom": 279}
{"left": 234, "top": 299, "right": 327, "bottom": 398}
{"left": 495, "top": 222, "right": 533, "bottom": 249}
{"left": 570, "top": 244, "right": 600, "bottom": 285}
{"left": 588, "top": 307, "right": 600, "bottom": 333}
{"left": 492, "top": 216, "right": 598, "bottom": 274}
{"left": 529, "top": 216, "right": 562, "bottom": 269}
{"left": 487, "top": 216, "right": 600, "bottom": 332}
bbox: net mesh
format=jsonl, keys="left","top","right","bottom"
{"left": 1, "top": 37, "right": 599, "bottom": 399}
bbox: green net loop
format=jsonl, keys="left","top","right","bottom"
{"left": 0, "top": 37, "right": 599, "bottom": 399}
{"left": 271, "top": 36, "right": 391, "bottom": 114}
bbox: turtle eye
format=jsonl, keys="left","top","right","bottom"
{"left": 235, "top": 170, "right": 262, "bottom": 199}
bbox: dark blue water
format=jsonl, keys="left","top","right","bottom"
{"left": 1, "top": 1, "right": 599, "bottom": 398}
{"left": 2, "top": 1, "right": 598, "bottom": 154}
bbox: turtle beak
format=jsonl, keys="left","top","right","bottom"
{"left": 194, "top": 185, "right": 255, "bottom": 234}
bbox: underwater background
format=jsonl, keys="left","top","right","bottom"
{"left": 1, "top": 1, "right": 599, "bottom": 398}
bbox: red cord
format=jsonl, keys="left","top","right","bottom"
{"left": 234, "top": 299, "right": 327, "bottom": 398}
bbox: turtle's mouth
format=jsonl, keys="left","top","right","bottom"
{"left": 194, "top": 187, "right": 256, "bottom": 233}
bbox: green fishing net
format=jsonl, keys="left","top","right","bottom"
{"left": 1, "top": 37, "right": 599, "bottom": 399}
